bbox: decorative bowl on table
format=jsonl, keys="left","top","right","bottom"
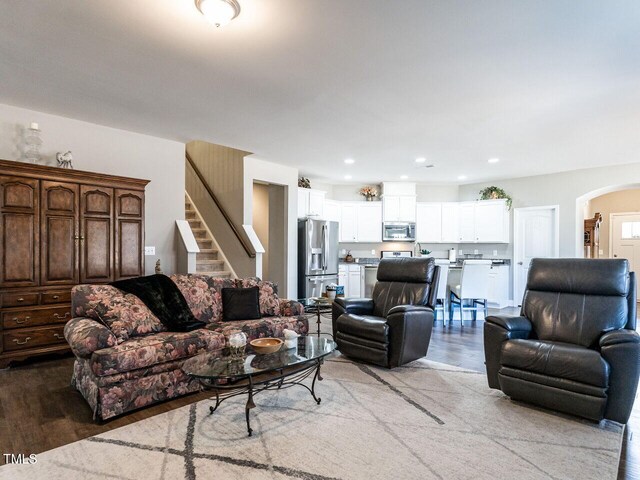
{"left": 250, "top": 338, "right": 284, "bottom": 355}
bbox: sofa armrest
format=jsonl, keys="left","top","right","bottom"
{"left": 485, "top": 315, "right": 533, "bottom": 333}
{"left": 599, "top": 329, "right": 640, "bottom": 423}
{"left": 386, "top": 305, "right": 434, "bottom": 368}
{"left": 484, "top": 315, "right": 533, "bottom": 389}
{"left": 279, "top": 299, "right": 305, "bottom": 317}
{"left": 332, "top": 298, "right": 375, "bottom": 337}
{"left": 64, "top": 317, "right": 118, "bottom": 358}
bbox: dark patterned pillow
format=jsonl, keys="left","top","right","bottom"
{"left": 237, "top": 277, "right": 281, "bottom": 317}
{"left": 222, "top": 287, "right": 261, "bottom": 321}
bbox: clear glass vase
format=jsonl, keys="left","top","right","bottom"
{"left": 24, "top": 126, "right": 42, "bottom": 164}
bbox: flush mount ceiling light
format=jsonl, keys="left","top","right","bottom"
{"left": 488, "top": 158, "right": 500, "bottom": 164}
{"left": 415, "top": 157, "right": 426, "bottom": 163}
{"left": 457, "top": 175, "right": 468, "bottom": 181}
{"left": 344, "top": 174, "right": 353, "bottom": 180}
{"left": 344, "top": 158, "right": 355, "bottom": 165}
{"left": 195, "top": 0, "right": 241, "bottom": 27}
{"left": 400, "top": 175, "right": 409, "bottom": 180}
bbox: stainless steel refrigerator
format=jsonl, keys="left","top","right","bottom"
{"left": 298, "top": 219, "right": 339, "bottom": 300}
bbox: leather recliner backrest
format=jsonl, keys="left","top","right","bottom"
{"left": 371, "top": 257, "right": 438, "bottom": 318}
{"left": 521, "top": 258, "right": 632, "bottom": 348}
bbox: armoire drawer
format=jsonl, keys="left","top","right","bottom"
{"left": 3, "top": 325, "right": 66, "bottom": 352}
{"left": 1, "top": 293, "right": 40, "bottom": 308}
{"left": 41, "top": 291, "right": 72, "bottom": 305}
{"left": 2, "top": 305, "right": 72, "bottom": 330}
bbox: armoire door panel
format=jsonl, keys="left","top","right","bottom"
{"left": 82, "top": 217, "right": 112, "bottom": 282}
{"left": 82, "top": 187, "right": 112, "bottom": 216}
{"left": 1, "top": 177, "right": 38, "bottom": 209}
{"left": 41, "top": 181, "right": 79, "bottom": 285}
{"left": 116, "top": 190, "right": 143, "bottom": 217}
{"left": 0, "top": 213, "right": 38, "bottom": 286}
{"left": 117, "top": 219, "right": 143, "bottom": 278}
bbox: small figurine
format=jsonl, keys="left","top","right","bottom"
{"left": 56, "top": 151, "right": 74, "bottom": 169}
{"left": 155, "top": 259, "right": 163, "bottom": 274}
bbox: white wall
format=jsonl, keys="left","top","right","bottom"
{"left": 458, "top": 162, "right": 640, "bottom": 257}
{"left": 244, "top": 156, "right": 298, "bottom": 299}
{"left": 0, "top": 102, "right": 185, "bottom": 274}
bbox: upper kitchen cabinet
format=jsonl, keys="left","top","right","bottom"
{"left": 339, "top": 202, "right": 382, "bottom": 243}
{"left": 457, "top": 199, "right": 509, "bottom": 243}
{"left": 381, "top": 182, "right": 416, "bottom": 222}
{"left": 297, "top": 188, "right": 325, "bottom": 218}
{"left": 416, "top": 203, "right": 442, "bottom": 242}
{"left": 441, "top": 203, "right": 460, "bottom": 243}
{"left": 323, "top": 199, "right": 341, "bottom": 223}
{"left": 457, "top": 202, "right": 476, "bottom": 242}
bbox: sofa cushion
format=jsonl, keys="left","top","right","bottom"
{"left": 90, "top": 329, "right": 226, "bottom": 377}
{"left": 170, "top": 274, "right": 236, "bottom": 323}
{"left": 222, "top": 287, "right": 261, "bottom": 321}
{"left": 501, "top": 339, "right": 610, "bottom": 388}
{"left": 209, "top": 316, "right": 308, "bottom": 341}
{"left": 72, "top": 285, "right": 166, "bottom": 343}
{"left": 237, "top": 277, "right": 281, "bottom": 317}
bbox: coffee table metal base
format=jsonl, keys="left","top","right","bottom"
{"left": 200, "top": 358, "right": 324, "bottom": 436}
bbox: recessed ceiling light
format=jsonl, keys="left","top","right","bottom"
{"left": 344, "top": 175, "right": 352, "bottom": 180}
{"left": 415, "top": 157, "right": 426, "bottom": 163}
{"left": 195, "top": 0, "right": 241, "bottom": 28}
{"left": 488, "top": 158, "right": 500, "bottom": 164}
{"left": 400, "top": 175, "right": 409, "bottom": 180}
{"left": 344, "top": 158, "right": 355, "bottom": 165}
{"left": 457, "top": 175, "right": 467, "bottom": 181}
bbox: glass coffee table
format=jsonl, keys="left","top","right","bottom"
{"left": 182, "top": 336, "right": 336, "bottom": 436}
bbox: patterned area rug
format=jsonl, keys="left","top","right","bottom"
{"left": 0, "top": 356, "right": 623, "bottom": 480}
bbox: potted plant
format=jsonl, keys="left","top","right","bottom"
{"left": 359, "top": 186, "right": 378, "bottom": 201}
{"left": 298, "top": 177, "right": 311, "bottom": 189}
{"left": 479, "top": 186, "right": 512, "bottom": 210}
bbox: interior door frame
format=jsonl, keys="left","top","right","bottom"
{"left": 608, "top": 211, "right": 640, "bottom": 258}
{"left": 513, "top": 205, "right": 560, "bottom": 306}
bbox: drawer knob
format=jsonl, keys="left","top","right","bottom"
{"left": 13, "top": 337, "right": 31, "bottom": 345}
{"left": 17, "top": 297, "right": 24, "bottom": 302}
{"left": 53, "top": 333, "right": 64, "bottom": 340}
{"left": 12, "top": 316, "right": 30, "bottom": 324}
{"left": 53, "top": 312, "right": 71, "bottom": 320}
{"left": 52, "top": 295, "right": 60, "bottom": 300}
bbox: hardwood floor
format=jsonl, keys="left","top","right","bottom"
{"left": 0, "top": 312, "right": 638, "bottom": 479}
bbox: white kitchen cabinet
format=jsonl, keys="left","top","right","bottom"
{"left": 474, "top": 200, "right": 509, "bottom": 243}
{"left": 324, "top": 199, "right": 341, "bottom": 223}
{"left": 441, "top": 203, "right": 459, "bottom": 243}
{"left": 347, "top": 264, "right": 364, "bottom": 298}
{"left": 383, "top": 195, "right": 416, "bottom": 222}
{"left": 339, "top": 203, "right": 358, "bottom": 242}
{"left": 356, "top": 203, "right": 383, "bottom": 242}
{"left": 457, "top": 202, "right": 476, "bottom": 242}
{"left": 339, "top": 202, "right": 382, "bottom": 243}
{"left": 416, "top": 203, "right": 442, "bottom": 242}
{"left": 487, "top": 265, "right": 510, "bottom": 308}
{"left": 297, "top": 188, "right": 325, "bottom": 218}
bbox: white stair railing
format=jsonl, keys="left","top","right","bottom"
{"left": 176, "top": 219, "right": 200, "bottom": 274}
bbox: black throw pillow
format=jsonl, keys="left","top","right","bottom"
{"left": 222, "top": 287, "right": 261, "bottom": 321}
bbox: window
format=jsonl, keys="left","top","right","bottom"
{"left": 621, "top": 221, "right": 640, "bottom": 239}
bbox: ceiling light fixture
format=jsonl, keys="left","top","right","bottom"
{"left": 344, "top": 175, "right": 352, "bottom": 180}
{"left": 195, "top": 0, "right": 241, "bottom": 27}
{"left": 400, "top": 175, "right": 409, "bottom": 180}
{"left": 457, "top": 175, "right": 467, "bottom": 181}
{"left": 344, "top": 158, "right": 355, "bottom": 165}
{"left": 488, "top": 158, "right": 500, "bottom": 164}
{"left": 415, "top": 157, "right": 426, "bottom": 163}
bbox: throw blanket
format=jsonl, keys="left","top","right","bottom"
{"left": 110, "top": 274, "right": 206, "bottom": 332}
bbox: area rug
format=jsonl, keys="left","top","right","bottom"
{"left": 0, "top": 357, "right": 623, "bottom": 480}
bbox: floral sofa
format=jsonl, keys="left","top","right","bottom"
{"left": 64, "top": 274, "right": 308, "bottom": 420}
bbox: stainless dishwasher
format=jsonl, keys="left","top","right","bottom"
{"left": 364, "top": 266, "right": 378, "bottom": 297}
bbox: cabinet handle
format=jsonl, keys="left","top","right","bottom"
{"left": 13, "top": 316, "right": 30, "bottom": 324}
{"left": 13, "top": 337, "right": 31, "bottom": 345}
{"left": 53, "top": 312, "right": 71, "bottom": 319}
{"left": 17, "top": 297, "right": 25, "bottom": 302}
{"left": 52, "top": 295, "right": 60, "bottom": 300}
{"left": 53, "top": 333, "right": 64, "bottom": 340}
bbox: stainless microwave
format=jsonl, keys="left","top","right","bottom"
{"left": 382, "top": 222, "right": 416, "bottom": 242}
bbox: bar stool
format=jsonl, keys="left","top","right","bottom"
{"left": 449, "top": 260, "right": 491, "bottom": 325}
{"left": 434, "top": 259, "right": 450, "bottom": 323}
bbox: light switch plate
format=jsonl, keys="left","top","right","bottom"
{"left": 371, "top": 249, "right": 375, "bottom": 255}
{"left": 144, "top": 246, "right": 156, "bottom": 255}
{"left": 493, "top": 250, "right": 498, "bottom": 256}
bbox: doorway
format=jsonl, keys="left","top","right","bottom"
{"left": 513, "top": 206, "right": 560, "bottom": 307}
{"left": 252, "top": 182, "right": 287, "bottom": 292}
{"left": 610, "top": 212, "right": 640, "bottom": 298}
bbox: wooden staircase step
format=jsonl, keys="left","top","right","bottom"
{"left": 196, "top": 260, "right": 225, "bottom": 272}
{"left": 186, "top": 211, "right": 197, "bottom": 219}
{"left": 191, "top": 229, "right": 207, "bottom": 239}
{"left": 196, "top": 249, "right": 218, "bottom": 260}
{"left": 196, "top": 239, "right": 213, "bottom": 248}
{"left": 198, "top": 270, "right": 232, "bottom": 278}
{"left": 188, "top": 219, "right": 202, "bottom": 229}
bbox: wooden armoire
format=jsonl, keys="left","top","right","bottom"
{"left": 0, "top": 159, "right": 148, "bottom": 368}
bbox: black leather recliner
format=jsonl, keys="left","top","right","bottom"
{"left": 484, "top": 258, "right": 639, "bottom": 423}
{"left": 332, "top": 257, "right": 439, "bottom": 368}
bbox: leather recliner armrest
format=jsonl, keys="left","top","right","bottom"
{"left": 385, "top": 304, "right": 434, "bottom": 368}
{"left": 333, "top": 297, "right": 374, "bottom": 315}
{"left": 387, "top": 304, "right": 432, "bottom": 315}
{"left": 485, "top": 315, "right": 533, "bottom": 333}
{"left": 599, "top": 328, "right": 640, "bottom": 423}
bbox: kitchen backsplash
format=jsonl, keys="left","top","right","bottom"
{"left": 339, "top": 242, "right": 511, "bottom": 260}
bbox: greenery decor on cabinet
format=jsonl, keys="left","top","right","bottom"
{"left": 478, "top": 186, "right": 512, "bottom": 210}
{"left": 298, "top": 177, "right": 311, "bottom": 188}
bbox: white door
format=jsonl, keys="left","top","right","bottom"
{"left": 441, "top": 203, "right": 459, "bottom": 242}
{"left": 610, "top": 213, "right": 640, "bottom": 298}
{"left": 513, "top": 206, "right": 559, "bottom": 307}
{"left": 340, "top": 204, "right": 357, "bottom": 242}
{"left": 416, "top": 203, "right": 442, "bottom": 242}
{"left": 458, "top": 202, "right": 476, "bottom": 242}
{"left": 357, "top": 203, "right": 383, "bottom": 242}
{"left": 383, "top": 196, "right": 400, "bottom": 221}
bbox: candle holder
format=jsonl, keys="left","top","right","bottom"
{"left": 24, "top": 122, "right": 42, "bottom": 164}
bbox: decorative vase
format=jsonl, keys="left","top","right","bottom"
{"left": 24, "top": 123, "right": 42, "bottom": 164}
{"left": 365, "top": 195, "right": 373, "bottom": 201}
